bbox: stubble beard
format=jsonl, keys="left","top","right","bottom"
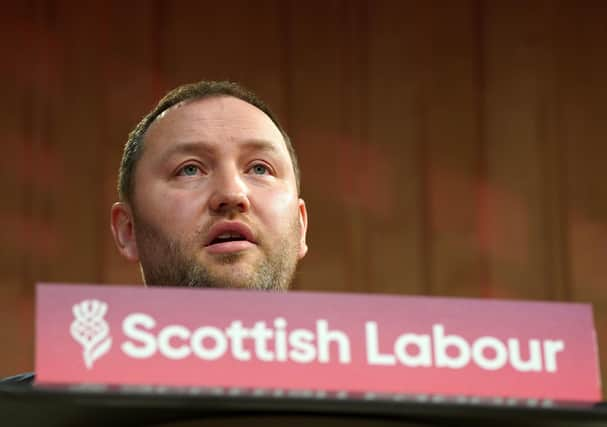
{"left": 133, "top": 215, "right": 300, "bottom": 291}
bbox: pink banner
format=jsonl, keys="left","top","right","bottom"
{"left": 35, "top": 283, "right": 601, "bottom": 401}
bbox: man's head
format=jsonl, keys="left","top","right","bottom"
{"left": 111, "top": 81, "right": 308, "bottom": 290}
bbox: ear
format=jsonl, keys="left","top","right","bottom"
{"left": 297, "top": 198, "right": 308, "bottom": 259}
{"left": 111, "top": 202, "right": 139, "bottom": 262}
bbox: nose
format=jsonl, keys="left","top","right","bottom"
{"left": 208, "top": 168, "right": 251, "bottom": 215}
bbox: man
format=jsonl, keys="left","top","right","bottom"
{"left": 111, "top": 80, "right": 308, "bottom": 290}
{"left": 0, "top": 80, "right": 308, "bottom": 385}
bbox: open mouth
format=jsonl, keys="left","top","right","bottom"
{"left": 204, "top": 222, "right": 256, "bottom": 254}
{"left": 209, "top": 232, "right": 248, "bottom": 245}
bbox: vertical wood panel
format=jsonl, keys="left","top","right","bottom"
{"left": 482, "top": 1, "right": 564, "bottom": 299}
{"left": 558, "top": 0, "right": 607, "bottom": 302}
{"left": 0, "top": 1, "right": 30, "bottom": 376}
{"left": 367, "top": 1, "right": 427, "bottom": 294}
{"left": 18, "top": 0, "right": 54, "bottom": 373}
{"left": 287, "top": 0, "right": 353, "bottom": 292}
{"left": 339, "top": 1, "right": 370, "bottom": 293}
{"left": 422, "top": 0, "right": 484, "bottom": 297}
{"left": 45, "top": 0, "right": 106, "bottom": 285}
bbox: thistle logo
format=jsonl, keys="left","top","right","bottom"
{"left": 70, "top": 299, "right": 112, "bottom": 369}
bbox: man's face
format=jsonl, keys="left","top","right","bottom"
{"left": 111, "top": 96, "right": 308, "bottom": 290}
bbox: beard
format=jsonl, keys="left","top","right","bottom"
{"left": 132, "top": 214, "right": 301, "bottom": 291}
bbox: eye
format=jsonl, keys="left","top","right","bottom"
{"left": 249, "top": 163, "right": 270, "bottom": 175}
{"left": 177, "top": 164, "right": 202, "bottom": 177}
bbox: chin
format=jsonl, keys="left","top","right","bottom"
{"left": 210, "top": 268, "right": 255, "bottom": 287}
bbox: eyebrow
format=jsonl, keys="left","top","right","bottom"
{"left": 239, "top": 140, "right": 283, "bottom": 156}
{"left": 160, "top": 139, "right": 282, "bottom": 159}
{"left": 160, "top": 141, "right": 210, "bottom": 159}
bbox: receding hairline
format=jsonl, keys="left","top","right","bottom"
{"left": 145, "top": 95, "right": 287, "bottom": 144}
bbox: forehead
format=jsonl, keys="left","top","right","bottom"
{"left": 143, "top": 96, "right": 287, "bottom": 155}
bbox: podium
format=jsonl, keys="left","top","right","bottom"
{"left": 1, "top": 384, "right": 606, "bottom": 427}
{"left": 22, "top": 285, "right": 604, "bottom": 425}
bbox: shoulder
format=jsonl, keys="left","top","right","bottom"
{"left": 0, "top": 372, "right": 35, "bottom": 385}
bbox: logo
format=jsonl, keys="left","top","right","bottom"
{"left": 70, "top": 299, "right": 112, "bottom": 369}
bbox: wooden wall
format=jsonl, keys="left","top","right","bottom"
{"left": 3, "top": 0, "right": 607, "bottom": 395}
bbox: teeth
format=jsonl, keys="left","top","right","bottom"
{"left": 217, "top": 232, "right": 243, "bottom": 239}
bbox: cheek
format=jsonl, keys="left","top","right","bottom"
{"left": 253, "top": 189, "right": 299, "bottom": 224}
{"left": 137, "top": 185, "right": 206, "bottom": 231}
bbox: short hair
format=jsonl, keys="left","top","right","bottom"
{"left": 118, "top": 80, "right": 300, "bottom": 204}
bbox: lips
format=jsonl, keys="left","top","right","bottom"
{"left": 204, "top": 221, "right": 256, "bottom": 254}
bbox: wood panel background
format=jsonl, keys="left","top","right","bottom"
{"left": 2, "top": 0, "right": 607, "bottom": 395}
